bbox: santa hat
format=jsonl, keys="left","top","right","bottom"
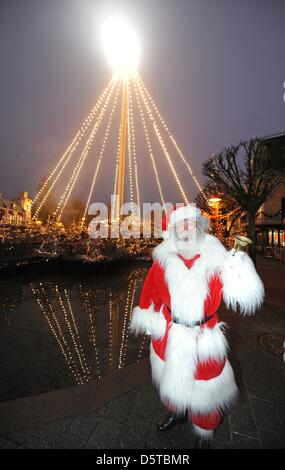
{"left": 162, "top": 203, "right": 202, "bottom": 239}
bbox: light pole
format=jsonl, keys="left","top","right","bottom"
{"left": 117, "top": 79, "right": 129, "bottom": 219}
{"left": 101, "top": 18, "right": 141, "bottom": 220}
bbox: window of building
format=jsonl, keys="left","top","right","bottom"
{"left": 280, "top": 230, "right": 285, "bottom": 247}
{"left": 273, "top": 230, "right": 279, "bottom": 246}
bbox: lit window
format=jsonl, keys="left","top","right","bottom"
{"left": 268, "top": 229, "right": 272, "bottom": 245}
{"left": 273, "top": 230, "right": 279, "bottom": 246}
{"left": 280, "top": 230, "right": 285, "bottom": 247}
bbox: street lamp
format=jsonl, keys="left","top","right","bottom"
{"left": 208, "top": 197, "right": 221, "bottom": 207}
{"left": 208, "top": 196, "right": 222, "bottom": 237}
{"left": 101, "top": 17, "right": 141, "bottom": 79}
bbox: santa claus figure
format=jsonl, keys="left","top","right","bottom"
{"left": 130, "top": 203, "right": 264, "bottom": 448}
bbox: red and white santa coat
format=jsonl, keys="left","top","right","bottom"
{"left": 130, "top": 234, "right": 264, "bottom": 436}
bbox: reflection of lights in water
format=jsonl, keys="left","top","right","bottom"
{"left": 61, "top": 287, "right": 91, "bottom": 380}
{"left": 108, "top": 292, "right": 114, "bottom": 368}
{"left": 28, "top": 267, "right": 149, "bottom": 386}
{"left": 32, "top": 284, "right": 86, "bottom": 385}
{"left": 119, "top": 274, "right": 137, "bottom": 369}
{"left": 137, "top": 334, "right": 147, "bottom": 362}
{"left": 119, "top": 267, "right": 148, "bottom": 369}
{"left": 0, "top": 291, "right": 25, "bottom": 326}
{"left": 79, "top": 287, "right": 101, "bottom": 379}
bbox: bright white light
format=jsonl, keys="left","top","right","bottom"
{"left": 101, "top": 18, "right": 141, "bottom": 78}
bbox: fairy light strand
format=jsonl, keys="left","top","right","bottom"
{"left": 128, "top": 80, "right": 141, "bottom": 218}
{"left": 133, "top": 79, "right": 166, "bottom": 208}
{"left": 137, "top": 79, "right": 189, "bottom": 204}
{"left": 112, "top": 121, "right": 121, "bottom": 220}
{"left": 138, "top": 75, "right": 207, "bottom": 200}
{"left": 33, "top": 78, "right": 114, "bottom": 219}
{"left": 126, "top": 80, "right": 135, "bottom": 209}
{"left": 82, "top": 79, "right": 121, "bottom": 226}
{"left": 55, "top": 79, "right": 118, "bottom": 220}
{"left": 56, "top": 81, "right": 117, "bottom": 220}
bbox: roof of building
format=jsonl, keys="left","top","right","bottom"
{"left": 0, "top": 194, "right": 25, "bottom": 212}
{"left": 263, "top": 133, "right": 285, "bottom": 169}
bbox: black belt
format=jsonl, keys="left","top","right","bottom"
{"left": 166, "top": 306, "right": 215, "bottom": 327}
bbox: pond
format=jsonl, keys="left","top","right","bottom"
{"left": 0, "top": 261, "right": 150, "bottom": 402}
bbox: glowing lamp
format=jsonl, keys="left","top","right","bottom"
{"left": 101, "top": 18, "right": 140, "bottom": 78}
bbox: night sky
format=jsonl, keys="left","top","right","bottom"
{"left": 1, "top": 0, "right": 284, "bottom": 205}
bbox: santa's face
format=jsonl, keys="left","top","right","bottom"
{"left": 173, "top": 217, "right": 205, "bottom": 255}
{"left": 174, "top": 218, "right": 197, "bottom": 241}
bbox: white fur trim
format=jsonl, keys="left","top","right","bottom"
{"left": 192, "top": 425, "right": 213, "bottom": 439}
{"left": 159, "top": 323, "right": 199, "bottom": 414}
{"left": 197, "top": 323, "right": 229, "bottom": 364}
{"left": 162, "top": 230, "right": 169, "bottom": 240}
{"left": 169, "top": 205, "right": 201, "bottom": 225}
{"left": 150, "top": 342, "right": 164, "bottom": 388}
{"left": 154, "top": 321, "right": 237, "bottom": 414}
{"left": 221, "top": 250, "right": 264, "bottom": 315}
{"left": 189, "top": 358, "right": 238, "bottom": 414}
{"left": 130, "top": 304, "right": 166, "bottom": 339}
{"left": 150, "top": 323, "right": 230, "bottom": 392}
{"left": 153, "top": 234, "right": 227, "bottom": 325}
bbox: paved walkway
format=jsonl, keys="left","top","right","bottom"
{"left": 0, "top": 256, "right": 284, "bottom": 449}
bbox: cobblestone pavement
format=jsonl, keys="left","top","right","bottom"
{"left": 0, "top": 256, "right": 284, "bottom": 449}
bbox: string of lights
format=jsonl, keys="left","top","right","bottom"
{"left": 55, "top": 79, "right": 118, "bottom": 221}
{"left": 127, "top": 80, "right": 135, "bottom": 209}
{"left": 137, "top": 78, "right": 189, "bottom": 204}
{"left": 31, "top": 73, "right": 210, "bottom": 225}
{"left": 81, "top": 79, "right": 122, "bottom": 227}
{"left": 128, "top": 80, "right": 141, "bottom": 218}
{"left": 33, "top": 78, "right": 114, "bottom": 220}
{"left": 112, "top": 122, "right": 121, "bottom": 220}
{"left": 138, "top": 75, "right": 207, "bottom": 200}
{"left": 133, "top": 78, "right": 166, "bottom": 208}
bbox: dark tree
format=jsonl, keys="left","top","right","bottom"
{"left": 62, "top": 197, "right": 85, "bottom": 226}
{"left": 33, "top": 174, "right": 57, "bottom": 224}
{"left": 202, "top": 137, "right": 285, "bottom": 263}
